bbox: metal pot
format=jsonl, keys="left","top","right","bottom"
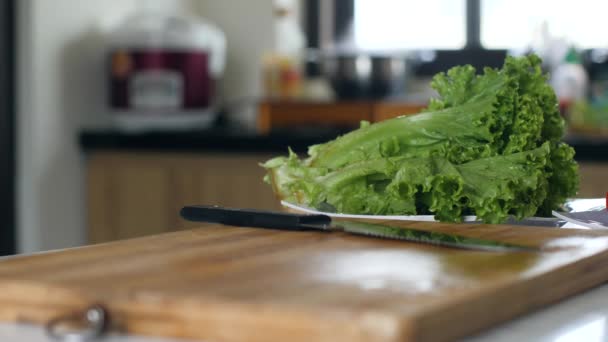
{"left": 311, "top": 50, "right": 410, "bottom": 100}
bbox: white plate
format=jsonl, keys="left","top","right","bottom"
{"left": 281, "top": 198, "right": 606, "bottom": 228}
{"left": 281, "top": 201, "right": 477, "bottom": 222}
{"left": 553, "top": 210, "right": 608, "bottom": 229}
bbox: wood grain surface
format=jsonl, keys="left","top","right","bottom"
{"left": 0, "top": 221, "right": 608, "bottom": 341}
{"left": 86, "top": 152, "right": 281, "bottom": 243}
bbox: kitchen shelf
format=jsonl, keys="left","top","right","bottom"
{"left": 257, "top": 100, "right": 427, "bottom": 133}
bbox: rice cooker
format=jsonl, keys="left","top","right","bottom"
{"left": 106, "top": 9, "right": 226, "bottom": 131}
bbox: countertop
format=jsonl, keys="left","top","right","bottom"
{"left": 3, "top": 281, "right": 608, "bottom": 341}
{"left": 79, "top": 126, "right": 349, "bottom": 154}
{"left": 79, "top": 126, "right": 608, "bottom": 161}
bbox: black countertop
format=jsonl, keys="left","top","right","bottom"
{"left": 79, "top": 126, "right": 352, "bottom": 154}
{"left": 80, "top": 127, "right": 608, "bottom": 162}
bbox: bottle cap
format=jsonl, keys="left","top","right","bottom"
{"left": 565, "top": 47, "right": 581, "bottom": 64}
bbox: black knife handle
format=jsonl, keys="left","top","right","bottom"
{"left": 180, "top": 205, "right": 331, "bottom": 231}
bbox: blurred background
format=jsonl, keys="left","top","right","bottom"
{"left": 0, "top": 0, "right": 606, "bottom": 255}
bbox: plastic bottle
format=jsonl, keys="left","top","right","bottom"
{"left": 551, "top": 47, "right": 588, "bottom": 116}
{"left": 262, "top": 0, "right": 305, "bottom": 99}
{"left": 106, "top": 0, "right": 226, "bottom": 131}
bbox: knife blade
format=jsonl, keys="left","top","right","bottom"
{"left": 180, "top": 205, "right": 537, "bottom": 252}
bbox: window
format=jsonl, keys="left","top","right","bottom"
{"left": 312, "top": 0, "right": 506, "bottom": 74}
{"left": 354, "top": 0, "right": 466, "bottom": 50}
{"left": 481, "top": 0, "right": 608, "bottom": 49}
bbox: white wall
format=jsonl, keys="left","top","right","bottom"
{"left": 17, "top": 0, "right": 190, "bottom": 252}
{"left": 17, "top": 0, "right": 284, "bottom": 253}
{"left": 195, "top": 0, "right": 275, "bottom": 102}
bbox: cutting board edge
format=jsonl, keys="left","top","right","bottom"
{"left": 0, "top": 287, "right": 417, "bottom": 342}
{"left": 408, "top": 248, "right": 608, "bottom": 342}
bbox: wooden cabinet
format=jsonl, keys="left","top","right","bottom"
{"left": 86, "top": 152, "right": 281, "bottom": 244}
{"left": 257, "top": 101, "right": 426, "bottom": 133}
{"left": 578, "top": 162, "right": 608, "bottom": 198}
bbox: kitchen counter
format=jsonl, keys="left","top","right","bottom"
{"left": 80, "top": 127, "right": 608, "bottom": 161}
{"left": 3, "top": 282, "right": 608, "bottom": 341}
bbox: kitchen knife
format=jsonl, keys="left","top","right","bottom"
{"left": 180, "top": 205, "right": 537, "bottom": 252}
{"left": 552, "top": 195, "right": 607, "bottom": 229}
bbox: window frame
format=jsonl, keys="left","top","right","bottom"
{"left": 0, "top": 0, "right": 16, "bottom": 255}
{"left": 305, "top": 0, "right": 507, "bottom": 76}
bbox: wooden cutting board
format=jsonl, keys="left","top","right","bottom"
{"left": 0, "top": 221, "right": 608, "bottom": 341}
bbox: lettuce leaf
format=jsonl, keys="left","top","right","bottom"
{"left": 264, "top": 144, "right": 553, "bottom": 223}
{"left": 262, "top": 54, "right": 579, "bottom": 223}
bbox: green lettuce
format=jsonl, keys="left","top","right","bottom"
{"left": 262, "top": 55, "right": 579, "bottom": 223}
